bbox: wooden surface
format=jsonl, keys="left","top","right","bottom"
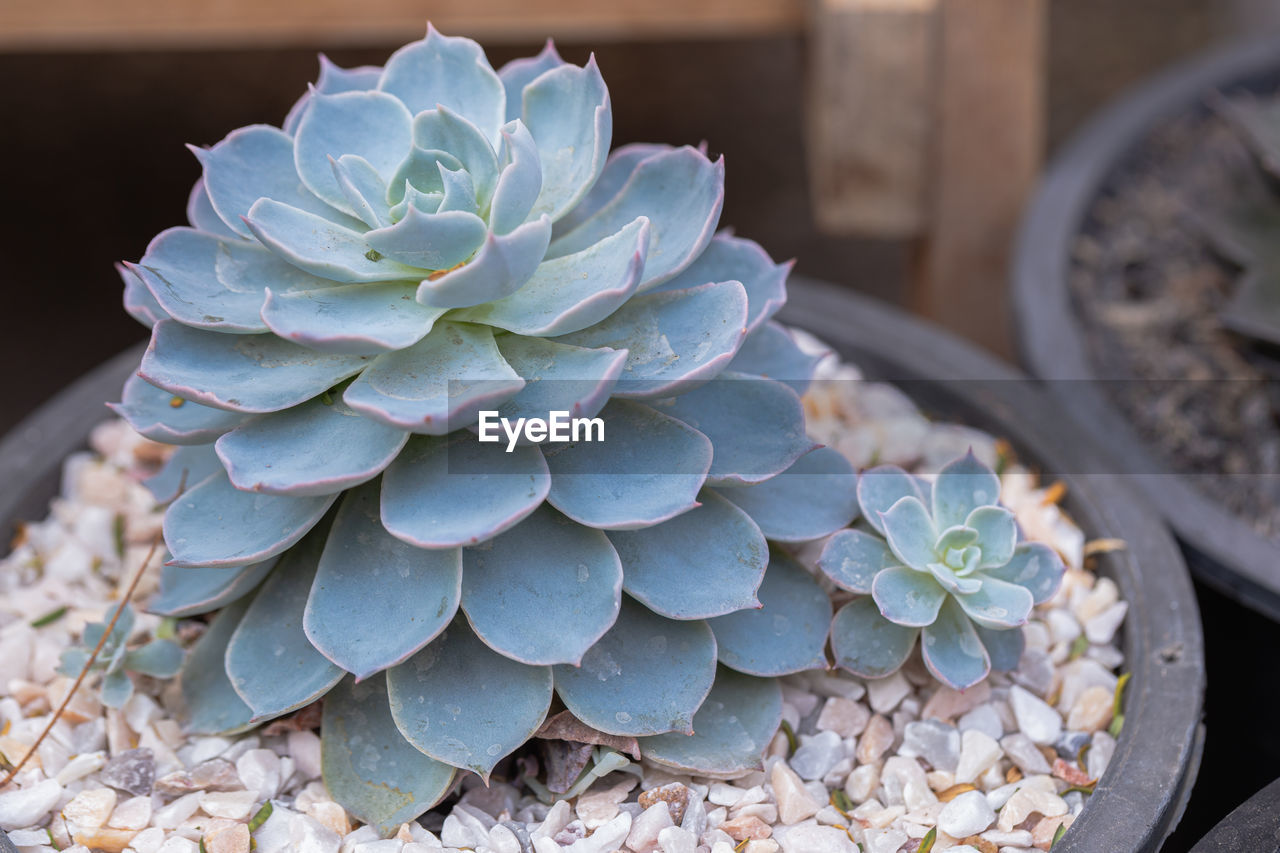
{"left": 806, "top": 0, "right": 939, "bottom": 237}
{"left": 0, "top": 0, "right": 805, "bottom": 50}
{"left": 911, "top": 0, "right": 1047, "bottom": 357}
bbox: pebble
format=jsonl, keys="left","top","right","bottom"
{"left": 638, "top": 784, "right": 690, "bottom": 825}
{"left": 63, "top": 787, "right": 118, "bottom": 827}
{"left": 626, "top": 803, "right": 672, "bottom": 853}
{"left": 236, "top": 749, "right": 282, "bottom": 801}
{"left": 866, "top": 673, "right": 911, "bottom": 715}
{"left": 769, "top": 763, "right": 820, "bottom": 825}
{"left": 997, "top": 789, "right": 1068, "bottom": 833}
{"left": 1087, "top": 732, "right": 1117, "bottom": 780}
{"left": 0, "top": 779, "right": 62, "bottom": 830}
{"left": 958, "top": 704, "right": 1004, "bottom": 741}
{"left": 790, "top": 732, "right": 843, "bottom": 781}
{"left": 1000, "top": 734, "right": 1052, "bottom": 775}
{"left": 205, "top": 822, "right": 250, "bottom": 853}
{"left": 843, "top": 763, "right": 879, "bottom": 804}
{"left": 1084, "top": 602, "right": 1127, "bottom": 645}
{"left": 1032, "top": 814, "right": 1074, "bottom": 848}
{"left": 862, "top": 826, "right": 907, "bottom": 853}
{"left": 954, "top": 730, "right": 1003, "bottom": 784}
{"left": 73, "top": 825, "right": 138, "bottom": 852}
{"left": 855, "top": 715, "right": 895, "bottom": 765}
{"left": 720, "top": 816, "right": 772, "bottom": 841}
{"left": 108, "top": 795, "right": 152, "bottom": 830}
{"left": 1009, "top": 687, "right": 1062, "bottom": 746}
{"left": 776, "top": 824, "right": 859, "bottom": 853}
{"left": 1066, "top": 686, "right": 1113, "bottom": 734}
{"left": 815, "top": 698, "right": 869, "bottom": 739}
{"left": 899, "top": 720, "right": 960, "bottom": 773}
{"left": 201, "top": 791, "right": 258, "bottom": 820}
{"left": 880, "top": 757, "right": 935, "bottom": 811}
{"left": 921, "top": 683, "right": 990, "bottom": 722}
{"left": 657, "top": 825, "right": 696, "bottom": 853}
{"left": 100, "top": 748, "right": 155, "bottom": 796}
{"left": 937, "top": 790, "right": 996, "bottom": 837}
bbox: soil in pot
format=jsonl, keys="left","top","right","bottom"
{"left": 1069, "top": 91, "right": 1280, "bottom": 539}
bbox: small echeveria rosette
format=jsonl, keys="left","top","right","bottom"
{"left": 110, "top": 27, "right": 861, "bottom": 832}
{"left": 818, "top": 452, "right": 1065, "bottom": 690}
{"left": 57, "top": 604, "right": 184, "bottom": 709}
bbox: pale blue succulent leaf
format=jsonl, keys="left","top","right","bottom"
{"left": 381, "top": 434, "right": 549, "bottom": 548}
{"left": 456, "top": 216, "right": 648, "bottom": 337}
{"left": 182, "top": 596, "right": 257, "bottom": 735}
{"left": 461, "top": 504, "right": 622, "bottom": 665}
{"left": 870, "top": 566, "right": 946, "bottom": 627}
{"left": 163, "top": 470, "right": 336, "bottom": 568}
{"left": 652, "top": 373, "right": 813, "bottom": 485}
{"left": 553, "top": 598, "right": 716, "bottom": 736}
{"left": 490, "top": 120, "right": 543, "bottom": 234}
{"left": 932, "top": 450, "right": 1002, "bottom": 531}
{"left": 552, "top": 143, "right": 669, "bottom": 238}
{"left": 144, "top": 443, "right": 224, "bottom": 504}
{"left": 857, "top": 465, "right": 930, "bottom": 536}
{"left": 493, "top": 336, "right": 627, "bottom": 424}
{"left": 983, "top": 543, "right": 1065, "bottom": 605}
{"left": 131, "top": 228, "right": 271, "bottom": 333}
{"left": 387, "top": 147, "right": 464, "bottom": 206}
{"left": 713, "top": 447, "right": 858, "bottom": 543}
{"left": 498, "top": 41, "right": 564, "bottom": 122}
{"left": 58, "top": 648, "right": 90, "bottom": 678}
{"left": 322, "top": 674, "right": 457, "bottom": 836}
{"left": 379, "top": 26, "right": 506, "bottom": 142}
{"left": 638, "top": 667, "right": 782, "bottom": 776}
{"left": 120, "top": 263, "right": 170, "bottom": 328}
{"left": 965, "top": 505, "right": 1018, "bottom": 569}
{"left": 415, "top": 215, "right": 551, "bottom": 309}
{"left": 412, "top": 107, "right": 500, "bottom": 209}
{"left": 543, "top": 399, "right": 710, "bottom": 530}
{"left": 245, "top": 198, "right": 423, "bottom": 283}
{"left": 361, "top": 207, "right": 488, "bottom": 271}
{"left": 925, "top": 561, "right": 982, "bottom": 596}
{"left": 100, "top": 668, "right": 135, "bottom": 709}
{"left": 725, "top": 321, "right": 822, "bottom": 394}
{"left": 830, "top": 597, "right": 919, "bottom": 679}
{"left": 554, "top": 282, "right": 747, "bottom": 398}
{"left": 878, "top": 496, "right": 939, "bottom": 570}
{"left": 521, "top": 58, "right": 611, "bottom": 222}
{"left": 199, "top": 124, "right": 362, "bottom": 238}
{"left": 817, "top": 528, "right": 900, "bottom": 594}
{"left": 975, "top": 623, "right": 1025, "bottom": 672}
{"left": 387, "top": 620, "right": 553, "bottom": 778}
{"left": 648, "top": 234, "right": 789, "bottom": 334}
{"left": 435, "top": 165, "right": 478, "bottom": 215}
{"left": 921, "top": 597, "right": 992, "bottom": 690}
{"left": 215, "top": 396, "right": 408, "bottom": 496}
{"left": 331, "top": 154, "right": 392, "bottom": 229}
{"left": 140, "top": 320, "right": 371, "bottom": 413}
{"left": 707, "top": 550, "right": 830, "bottom": 676}
{"left": 953, "top": 574, "right": 1034, "bottom": 630}
{"left": 343, "top": 322, "right": 524, "bottom": 433}
{"left": 226, "top": 527, "right": 345, "bottom": 717}
{"left": 284, "top": 55, "right": 383, "bottom": 134}
{"left": 294, "top": 89, "right": 414, "bottom": 217}
{"left": 262, "top": 282, "right": 445, "bottom": 355}
{"left": 551, "top": 147, "right": 720, "bottom": 289}
{"left": 124, "top": 639, "right": 185, "bottom": 678}
{"left": 611, "top": 490, "right": 767, "bottom": 620}
{"left": 186, "top": 178, "right": 240, "bottom": 239}
{"left": 935, "top": 525, "right": 979, "bottom": 554}
{"left": 305, "top": 481, "right": 462, "bottom": 679}
{"left": 149, "top": 560, "right": 275, "bottom": 618}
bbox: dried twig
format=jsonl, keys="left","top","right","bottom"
{"left": 0, "top": 535, "right": 160, "bottom": 789}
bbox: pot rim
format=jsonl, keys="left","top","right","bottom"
{"left": 1011, "top": 36, "right": 1280, "bottom": 622}
{"left": 0, "top": 278, "right": 1205, "bottom": 852}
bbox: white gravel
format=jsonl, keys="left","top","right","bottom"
{"left": 0, "top": 354, "right": 1129, "bottom": 852}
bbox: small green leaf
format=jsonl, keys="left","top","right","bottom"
{"left": 1108, "top": 712, "right": 1125, "bottom": 738}
{"left": 1062, "top": 783, "right": 1096, "bottom": 795}
{"left": 1112, "top": 671, "right": 1131, "bottom": 717}
{"left": 830, "top": 789, "right": 853, "bottom": 815}
{"left": 1051, "top": 821, "right": 1068, "bottom": 848}
{"left": 248, "top": 800, "right": 273, "bottom": 832}
{"left": 1068, "top": 634, "right": 1089, "bottom": 661}
{"left": 917, "top": 826, "right": 937, "bottom": 853}
{"left": 779, "top": 718, "right": 798, "bottom": 755}
{"left": 199, "top": 838, "right": 208, "bottom": 853}
{"left": 113, "top": 513, "right": 127, "bottom": 560}
{"left": 30, "top": 607, "right": 67, "bottom": 628}
{"left": 156, "top": 617, "right": 178, "bottom": 640}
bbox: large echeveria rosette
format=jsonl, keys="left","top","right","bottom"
{"left": 111, "top": 28, "right": 860, "bottom": 831}
{"left": 817, "top": 453, "right": 1066, "bottom": 690}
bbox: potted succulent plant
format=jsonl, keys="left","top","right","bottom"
{"left": 0, "top": 27, "right": 1202, "bottom": 853}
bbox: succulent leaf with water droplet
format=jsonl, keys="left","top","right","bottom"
{"left": 818, "top": 452, "right": 1065, "bottom": 689}
{"left": 111, "top": 26, "right": 859, "bottom": 832}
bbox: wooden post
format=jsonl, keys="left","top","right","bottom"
{"left": 806, "top": 0, "right": 940, "bottom": 237}
{"left": 911, "top": 0, "right": 1047, "bottom": 357}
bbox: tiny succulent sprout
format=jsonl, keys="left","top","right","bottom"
{"left": 57, "top": 604, "right": 184, "bottom": 708}
{"left": 108, "top": 26, "right": 861, "bottom": 832}
{"left": 818, "top": 452, "right": 1065, "bottom": 690}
